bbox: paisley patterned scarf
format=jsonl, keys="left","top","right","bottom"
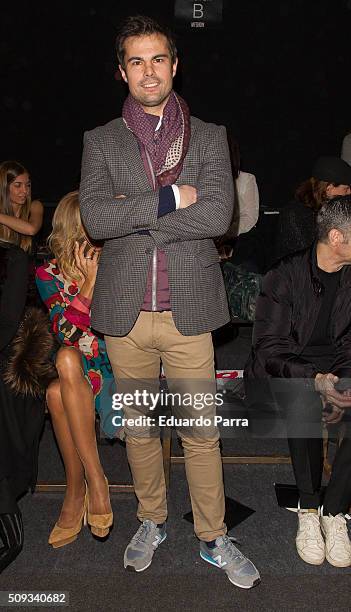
{"left": 122, "top": 90, "right": 191, "bottom": 186}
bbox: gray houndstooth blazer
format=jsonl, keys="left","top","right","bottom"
{"left": 79, "top": 115, "right": 234, "bottom": 336}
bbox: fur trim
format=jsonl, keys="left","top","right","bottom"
{"left": 3, "top": 307, "right": 57, "bottom": 397}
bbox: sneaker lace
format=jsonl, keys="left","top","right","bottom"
{"left": 300, "top": 514, "right": 321, "bottom": 541}
{"left": 132, "top": 521, "right": 153, "bottom": 545}
{"left": 329, "top": 515, "right": 348, "bottom": 544}
{"left": 219, "top": 535, "right": 246, "bottom": 564}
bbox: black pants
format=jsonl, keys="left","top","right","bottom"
{"left": 288, "top": 433, "right": 351, "bottom": 513}
{"left": 280, "top": 383, "right": 351, "bottom": 513}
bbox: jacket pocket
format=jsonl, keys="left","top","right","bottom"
{"left": 197, "top": 250, "right": 221, "bottom": 267}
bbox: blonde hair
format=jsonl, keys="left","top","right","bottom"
{"left": 48, "top": 191, "right": 86, "bottom": 281}
{"left": 0, "top": 160, "right": 32, "bottom": 252}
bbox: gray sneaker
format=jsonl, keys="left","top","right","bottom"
{"left": 124, "top": 520, "right": 167, "bottom": 572}
{"left": 200, "top": 535, "right": 261, "bottom": 589}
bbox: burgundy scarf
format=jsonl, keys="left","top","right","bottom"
{"left": 122, "top": 91, "right": 191, "bottom": 187}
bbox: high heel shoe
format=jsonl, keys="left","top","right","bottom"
{"left": 86, "top": 476, "right": 113, "bottom": 538}
{"left": 48, "top": 486, "right": 87, "bottom": 549}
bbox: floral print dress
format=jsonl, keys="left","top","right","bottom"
{"left": 36, "top": 260, "right": 121, "bottom": 438}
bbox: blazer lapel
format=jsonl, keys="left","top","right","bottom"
{"left": 113, "top": 121, "right": 150, "bottom": 191}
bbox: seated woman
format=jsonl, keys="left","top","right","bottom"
{"left": 215, "top": 137, "right": 259, "bottom": 266}
{"left": 233, "top": 139, "right": 259, "bottom": 237}
{"left": 274, "top": 156, "right": 351, "bottom": 263}
{"left": 0, "top": 161, "right": 44, "bottom": 250}
{"left": 36, "top": 191, "right": 121, "bottom": 548}
{"left": 0, "top": 240, "right": 55, "bottom": 574}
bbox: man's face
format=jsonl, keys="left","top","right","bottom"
{"left": 334, "top": 228, "right": 351, "bottom": 264}
{"left": 119, "top": 33, "right": 178, "bottom": 116}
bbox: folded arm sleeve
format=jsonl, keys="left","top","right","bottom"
{"left": 79, "top": 132, "right": 161, "bottom": 240}
{"left": 0, "top": 248, "right": 28, "bottom": 352}
{"left": 149, "top": 125, "right": 234, "bottom": 245}
{"left": 330, "top": 330, "right": 351, "bottom": 378}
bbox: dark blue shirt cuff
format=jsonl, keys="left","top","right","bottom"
{"left": 158, "top": 185, "right": 176, "bottom": 218}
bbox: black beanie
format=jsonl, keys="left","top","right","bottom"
{"left": 312, "top": 156, "right": 351, "bottom": 185}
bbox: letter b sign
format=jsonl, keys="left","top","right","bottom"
{"left": 193, "top": 3, "right": 204, "bottom": 19}
{"left": 174, "top": 0, "right": 223, "bottom": 29}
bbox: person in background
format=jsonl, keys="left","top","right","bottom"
{"left": 233, "top": 139, "right": 259, "bottom": 236}
{"left": 215, "top": 138, "right": 259, "bottom": 260}
{"left": 341, "top": 131, "right": 351, "bottom": 166}
{"left": 0, "top": 239, "right": 55, "bottom": 574}
{"left": 36, "top": 191, "right": 119, "bottom": 549}
{"left": 273, "top": 156, "right": 351, "bottom": 263}
{"left": 246, "top": 195, "right": 351, "bottom": 569}
{"left": 0, "top": 161, "right": 44, "bottom": 252}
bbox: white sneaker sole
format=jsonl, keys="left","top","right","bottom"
{"left": 321, "top": 524, "right": 351, "bottom": 567}
{"left": 124, "top": 532, "right": 167, "bottom": 572}
{"left": 325, "top": 553, "right": 351, "bottom": 568}
{"left": 125, "top": 559, "right": 153, "bottom": 573}
{"left": 200, "top": 551, "right": 261, "bottom": 589}
{"left": 296, "top": 546, "right": 325, "bottom": 565}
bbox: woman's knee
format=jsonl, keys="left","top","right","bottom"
{"left": 55, "top": 346, "right": 83, "bottom": 380}
{"left": 46, "top": 379, "right": 64, "bottom": 416}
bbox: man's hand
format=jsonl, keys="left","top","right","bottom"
{"left": 178, "top": 185, "right": 197, "bottom": 209}
{"left": 322, "top": 399, "right": 345, "bottom": 424}
{"left": 315, "top": 372, "right": 339, "bottom": 395}
{"left": 315, "top": 372, "right": 351, "bottom": 409}
{"left": 323, "top": 406, "right": 345, "bottom": 424}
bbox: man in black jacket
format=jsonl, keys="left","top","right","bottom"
{"left": 245, "top": 195, "right": 351, "bottom": 568}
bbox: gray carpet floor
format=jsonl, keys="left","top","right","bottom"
{"left": 1, "top": 462, "right": 350, "bottom": 612}
{"left": 1, "top": 328, "right": 350, "bottom": 611}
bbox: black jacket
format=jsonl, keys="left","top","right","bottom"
{"left": 0, "top": 242, "right": 28, "bottom": 355}
{"left": 245, "top": 243, "right": 351, "bottom": 381}
{"left": 0, "top": 242, "right": 55, "bottom": 512}
{"left": 273, "top": 201, "right": 316, "bottom": 264}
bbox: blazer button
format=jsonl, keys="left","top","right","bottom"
{"left": 145, "top": 248, "right": 152, "bottom": 254}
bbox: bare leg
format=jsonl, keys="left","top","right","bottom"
{"left": 51, "top": 347, "right": 111, "bottom": 515}
{"left": 46, "top": 380, "right": 86, "bottom": 528}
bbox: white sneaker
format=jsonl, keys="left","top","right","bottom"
{"left": 296, "top": 510, "right": 325, "bottom": 565}
{"left": 321, "top": 514, "right": 351, "bottom": 568}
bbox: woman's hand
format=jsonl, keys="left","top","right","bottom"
{"left": 74, "top": 241, "right": 100, "bottom": 289}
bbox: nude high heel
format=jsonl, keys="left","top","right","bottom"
{"left": 48, "top": 486, "right": 87, "bottom": 549}
{"left": 87, "top": 476, "right": 113, "bottom": 538}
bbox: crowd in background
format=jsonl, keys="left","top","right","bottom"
{"left": 1, "top": 129, "right": 351, "bottom": 575}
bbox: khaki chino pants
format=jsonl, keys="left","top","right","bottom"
{"left": 105, "top": 311, "right": 226, "bottom": 541}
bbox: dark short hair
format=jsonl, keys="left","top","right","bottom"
{"left": 295, "top": 177, "right": 330, "bottom": 211}
{"left": 115, "top": 15, "right": 177, "bottom": 68}
{"left": 317, "top": 195, "right": 351, "bottom": 242}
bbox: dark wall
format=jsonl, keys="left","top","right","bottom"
{"left": 1, "top": 1, "right": 350, "bottom": 207}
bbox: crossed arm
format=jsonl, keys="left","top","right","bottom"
{"left": 79, "top": 125, "right": 234, "bottom": 243}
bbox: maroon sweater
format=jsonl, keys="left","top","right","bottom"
{"left": 139, "top": 114, "right": 173, "bottom": 311}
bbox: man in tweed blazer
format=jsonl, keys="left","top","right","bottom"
{"left": 79, "top": 15, "right": 260, "bottom": 589}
